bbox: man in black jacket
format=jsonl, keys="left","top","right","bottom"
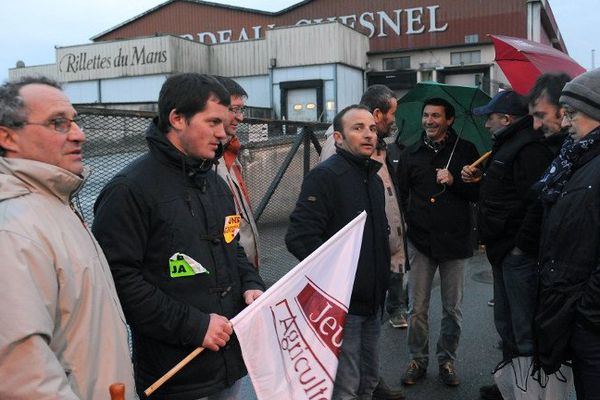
{"left": 92, "top": 73, "right": 265, "bottom": 400}
{"left": 399, "top": 98, "right": 479, "bottom": 387}
{"left": 535, "top": 68, "right": 600, "bottom": 399}
{"left": 286, "top": 104, "right": 390, "bottom": 400}
{"left": 461, "top": 90, "right": 553, "bottom": 400}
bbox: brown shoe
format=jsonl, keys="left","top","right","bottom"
{"left": 439, "top": 361, "right": 460, "bottom": 386}
{"left": 402, "top": 360, "right": 426, "bottom": 385}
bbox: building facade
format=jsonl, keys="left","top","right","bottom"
{"left": 10, "top": 0, "right": 568, "bottom": 121}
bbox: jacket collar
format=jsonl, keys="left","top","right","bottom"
{"left": 145, "top": 117, "right": 223, "bottom": 176}
{"left": 0, "top": 157, "right": 86, "bottom": 204}
{"left": 492, "top": 115, "right": 536, "bottom": 146}
{"left": 335, "top": 146, "right": 382, "bottom": 173}
{"left": 410, "top": 127, "right": 458, "bottom": 154}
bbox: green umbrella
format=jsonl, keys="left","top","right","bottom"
{"left": 395, "top": 81, "right": 492, "bottom": 155}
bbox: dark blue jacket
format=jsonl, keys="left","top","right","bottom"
{"left": 285, "top": 147, "right": 391, "bottom": 316}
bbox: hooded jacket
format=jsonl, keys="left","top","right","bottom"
{"left": 285, "top": 147, "right": 391, "bottom": 316}
{"left": 92, "top": 119, "right": 265, "bottom": 400}
{"left": 0, "top": 157, "right": 135, "bottom": 400}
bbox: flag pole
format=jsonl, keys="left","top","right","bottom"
{"left": 144, "top": 347, "right": 206, "bottom": 397}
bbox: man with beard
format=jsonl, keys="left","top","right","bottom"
{"left": 528, "top": 73, "right": 572, "bottom": 154}
{"left": 399, "top": 98, "right": 479, "bottom": 387}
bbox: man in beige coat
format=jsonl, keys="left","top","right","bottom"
{"left": 215, "top": 76, "right": 260, "bottom": 269}
{"left": 0, "top": 76, "right": 135, "bottom": 399}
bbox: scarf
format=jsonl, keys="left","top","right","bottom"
{"left": 539, "top": 126, "right": 600, "bottom": 204}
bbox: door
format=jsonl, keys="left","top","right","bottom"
{"left": 286, "top": 88, "right": 318, "bottom": 122}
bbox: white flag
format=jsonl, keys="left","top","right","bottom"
{"left": 231, "top": 212, "right": 366, "bottom": 400}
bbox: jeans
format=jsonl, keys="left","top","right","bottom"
{"left": 196, "top": 379, "right": 242, "bottom": 400}
{"left": 571, "top": 322, "right": 600, "bottom": 400}
{"left": 332, "top": 312, "right": 381, "bottom": 400}
{"left": 386, "top": 271, "right": 408, "bottom": 316}
{"left": 491, "top": 251, "right": 537, "bottom": 360}
{"left": 406, "top": 241, "right": 466, "bottom": 367}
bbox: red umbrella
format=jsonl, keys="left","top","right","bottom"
{"left": 489, "top": 34, "right": 586, "bottom": 95}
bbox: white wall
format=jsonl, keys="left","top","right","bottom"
{"left": 100, "top": 74, "right": 168, "bottom": 103}
{"left": 234, "top": 75, "right": 270, "bottom": 108}
{"left": 64, "top": 81, "right": 99, "bottom": 104}
{"left": 335, "top": 65, "right": 364, "bottom": 114}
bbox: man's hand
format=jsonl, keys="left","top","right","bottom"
{"left": 243, "top": 289, "right": 264, "bottom": 305}
{"left": 202, "top": 313, "right": 233, "bottom": 351}
{"left": 436, "top": 168, "right": 454, "bottom": 186}
{"left": 461, "top": 165, "right": 482, "bottom": 183}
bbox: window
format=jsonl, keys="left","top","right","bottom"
{"left": 383, "top": 56, "right": 410, "bottom": 70}
{"left": 450, "top": 50, "right": 481, "bottom": 66}
{"left": 464, "top": 34, "right": 479, "bottom": 44}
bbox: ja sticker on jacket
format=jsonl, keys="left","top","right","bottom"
{"left": 169, "top": 252, "right": 209, "bottom": 278}
{"left": 223, "top": 214, "right": 241, "bottom": 243}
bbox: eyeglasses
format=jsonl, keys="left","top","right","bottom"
{"left": 562, "top": 107, "right": 579, "bottom": 121}
{"left": 228, "top": 106, "right": 247, "bottom": 116}
{"left": 24, "top": 116, "right": 82, "bottom": 133}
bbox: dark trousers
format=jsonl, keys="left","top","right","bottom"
{"left": 571, "top": 322, "right": 600, "bottom": 400}
{"left": 386, "top": 271, "right": 408, "bottom": 315}
{"left": 491, "top": 251, "right": 537, "bottom": 360}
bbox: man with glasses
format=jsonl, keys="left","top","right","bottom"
{"left": 0, "top": 76, "right": 136, "bottom": 399}
{"left": 215, "top": 76, "right": 260, "bottom": 269}
{"left": 535, "top": 68, "right": 600, "bottom": 399}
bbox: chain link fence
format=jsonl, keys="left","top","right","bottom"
{"left": 74, "top": 107, "right": 329, "bottom": 286}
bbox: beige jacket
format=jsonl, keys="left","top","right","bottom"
{"left": 217, "top": 138, "right": 260, "bottom": 268}
{"left": 0, "top": 158, "right": 136, "bottom": 399}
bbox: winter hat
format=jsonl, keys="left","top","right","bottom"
{"left": 560, "top": 67, "right": 600, "bottom": 121}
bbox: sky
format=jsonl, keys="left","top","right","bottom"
{"left": 0, "top": 0, "right": 597, "bottom": 83}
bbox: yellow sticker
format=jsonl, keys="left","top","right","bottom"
{"left": 223, "top": 214, "right": 241, "bottom": 243}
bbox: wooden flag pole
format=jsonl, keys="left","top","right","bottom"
{"left": 109, "top": 383, "right": 126, "bottom": 400}
{"left": 144, "top": 347, "right": 205, "bottom": 397}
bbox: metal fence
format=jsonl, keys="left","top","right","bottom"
{"left": 74, "top": 107, "right": 330, "bottom": 286}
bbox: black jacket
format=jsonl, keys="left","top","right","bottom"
{"left": 478, "top": 116, "right": 553, "bottom": 266}
{"left": 398, "top": 130, "right": 479, "bottom": 262}
{"left": 535, "top": 139, "right": 600, "bottom": 374}
{"left": 92, "top": 120, "right": 265, "bottom": 400}
{"left": 285, "top": 147, "right": 391, "bottom": 316}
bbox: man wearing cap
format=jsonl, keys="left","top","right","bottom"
{"left": 461, "top": 90, "right": 553, "bottom": 400}
{"left": 535, "top": 68, "right": 600, "bottom": 398}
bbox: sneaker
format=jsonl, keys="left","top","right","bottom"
{"left": 373, "top": 377, "right": 406, "bottom": 400}
{"left": 389, "top": 312, "right": 408, "bottom": 329}
{"left": 487, "top": 298, "right": 495, "bottom": 307}
{"left": 402, "top": 360, "right": 426, "bottom": 385}
{"left": 480, "top": 384, "right": 502, "bottom": 399}
{"left": 439, "top": 361, "right": 460, "bottom": 386}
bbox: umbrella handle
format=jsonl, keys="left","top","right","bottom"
{"left": 430, "top": 184, "right": 446, "bottom": 203}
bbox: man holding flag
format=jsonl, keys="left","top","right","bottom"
{"left": 286, "top": 104, "right": 391, "bottom": 399}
